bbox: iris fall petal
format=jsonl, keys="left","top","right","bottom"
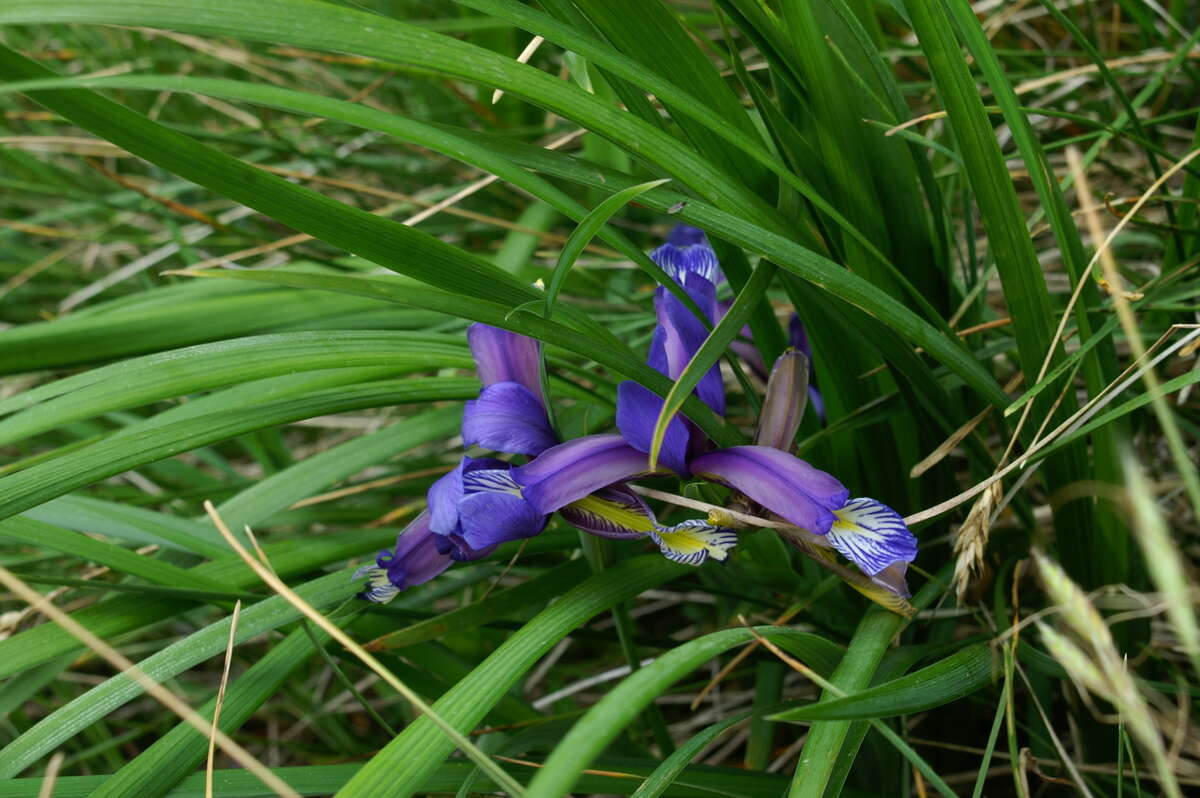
{"left": 825, "top": 497, "right": 917, "bottom": 580}
{"left": 650, "top": 520, "right": 739, "bottom": 565}
{"left": 689, "top": 445, "right": 848, "bottom": 535}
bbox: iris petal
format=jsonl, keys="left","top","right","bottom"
{"left": 560, "top": 484, "right": 656, "bottom": 539}
{"left": 514, "top": 434, "right": 659, "bottom": 514}
{"left": 650, "top": 225, "right": 722, "bottom": 284}
{"left": 468, "top": 323, "right": 544, "bottom": 404}
{"left": 616, "top": 381, "right": 691, "bottom": 476}
{"left": 825, "top": 497, "right": 917, "bottom": 579}
{"left": 690, "top": 445, "right": 848, "bottom": 534}
{"left": 354, "top": 511, "right": 454, "bottom": 602}
{"left": 457, "top": 489, "right": 547, "bottom": 550}
{"left": 656, "top": 275, "right": 725, "bottom": 416}
{"left": 463, "top": 382, "right": 557, "bottom": 456}
{"left": 427, "top": 463, "right": 465, "bottom": 537}
{"left": 650, "top": 520, "right": 738, "bottom": 565}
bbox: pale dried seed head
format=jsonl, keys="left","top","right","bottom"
{"left": 1033, "top": 549, "right": 1117, "bottom": 661}
{"left": 1037, "top": 621, "right": 1110, "bottom": 697}
{"left": 952, "top": 480, "right": 1000, "bottom": 603}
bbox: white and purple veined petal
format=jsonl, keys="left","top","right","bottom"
{"left": 825, "top": 498, "right": 917, "bottom": 594}
{"left": 514, "top": 434, "right": 662, "bottom": 515}
{"left": 559, "top": 484, "right": 656, "bottom": 539}
{"left": 467, "top": 323, "right": 545, "bottom": 407}
{"left": 649, "top": 520, "right": 739, "bottom": 565}
{"left": 354, "top": 511, "right": 454, "bottom": 603}
{"left": 650, "top": 225, "right": 722, "bottom": 284}
{"left": 754, "top": 349, "right": 809, "bottom": 452}
{"left": 462, "top": 381, "right": 557, "bottom": 456}
{"left": 690, "top": 445, "right": 849, "bottom": 535}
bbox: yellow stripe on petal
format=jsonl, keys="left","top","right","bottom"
{"left": 650, "top": 521, "right": 738, "bottom": 566}
{"left": 567, "top": 493, "right": 656, "bottom": 534}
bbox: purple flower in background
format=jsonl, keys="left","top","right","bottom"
{"left": 788, "top": 313, "right": 825, "bottom": 422}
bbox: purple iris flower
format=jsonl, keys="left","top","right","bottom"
{"left": 427, "top": 456, "right": 548, "bottom": 557}
{"left": 614, "top": 226, "right": 917, "bottom": 595}
{"left": 358, "top": 225, "right": 915, "bottom": 604}
{"left": 359, "top": 320, "right": 738, "bottom": 603}
{"left": 357, "top": 324, "right": 555, "bottom": 602}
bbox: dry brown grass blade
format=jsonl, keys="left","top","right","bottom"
{"left": 0, "top": 135, "right": 129, "bottom": 157}
{"left": 84, "top": 157, "right": 228, "bottom": 231}
{"left": 492, "top": 35, "right": 545, "bottom": 104}
{"left": 173, "top": 128, "right": 588, "bottom": 272}
{"left": 888, "top": 49, "right": 1200, "bottom": 135}
{"left": 206, "top": 600, "right": 242, "bottom": 798}
{"left": 690, "top": 603, "right": 804, "bottom": 711}
{"left": 911, "top": 405, "right": 994, "bottom": 480}
{"left": 35, "top": 751, "right": 64, "bottom": 798}
{"left": 0, "top": 243, "right": 81, "bottom": 300}
{"left": 907, "top": 369, "right": 1022, "bottom": 480}
{"left": 493, "top": 755, "right": 641, "bottom": 780}
{"left": 0, "top": 565, "right": 301, "bottom": 798}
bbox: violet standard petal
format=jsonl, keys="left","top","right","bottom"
{"left": 615, "top": 381, "right": 691, "bottom": 476}
{"left": 462, "top": 381, "right": 557, "bottom": 456}
{"left": 467, "top": 323, "right": 544, "bottom": 405}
